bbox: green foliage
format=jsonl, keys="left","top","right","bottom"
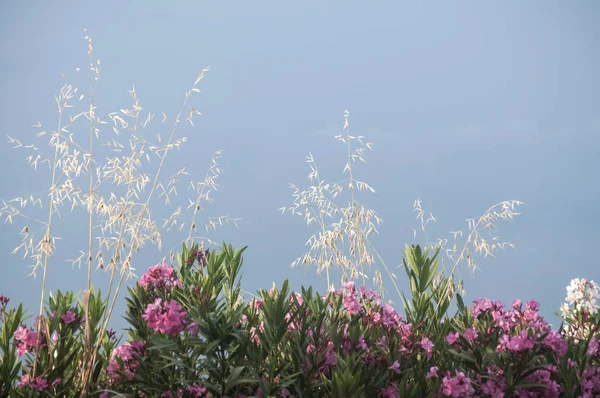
{"left": 0, "top": 303, "right": 25, "bottom": 397}
{"left": 2, "top": 242, "right": 599, "bottom": 396}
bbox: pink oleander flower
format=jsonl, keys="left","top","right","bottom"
{"left": 440, "top": 370, "right": 475, "bottom": 397}
{"left": 471, "top": 297, "right": 493, "bottom": 317}
{"left": 581, "top": 365, "right": 600, "bottom": 397}
{"left": 382, "top": 304, "right": 400, "bottom": 328}
{"left": 324, "top": 341, "right": 337, "bottom": 367}
{"left": 186, "top": 321, "right": 199, "bottom": 336}
{"left": 360, "top": 286, "right": 381, "bottom": 305}
{"left": 343, "top": 280, "right": 355, "bottom": 293}
{"left": 370, "top": 310, "right": 382, "bottom": 325}
{"left": 291, "top": 292, "right": 304, "bottom": 306}
{"left": 142, "top": 298, "right": 188, "bottom": 337}
{"left": 464, "top": 328, "right": 478, "bottom": 342}
{"left": 252, "top": 298, "right": 263, "bottom": 311}
{"left": 250, "top": 321, "right": 264, "bottom": 345}
{"left": 507, "top": 330, "right": 535, "bottom": 352}
{"left": 378, "top": 385, "right": 399, "bottom": 398}
{"left": 343, "top": 294, "right": 361, "bottom": 315}
{"left": 138, "top": 264, "right": 183, "bottom": 292}
{"left": 446, "top": 332, "right": 459, "bottom": 345}
{"left": 480, "top": 378, "right": 506, "bottom": 398}
{"left": 13, "top": 326, "right": 39, "bottom": 356}
{"left": 31, "top": 377, "right": 49, "bottom": 392}
{"left": 18, "top": 374, "right": 30, "bottom": 388}
{"left": 358, "top": 335, "right": 368, "bottom": 350}
{"left": 426, "top": 366, "right": 439, "bottom": 379}
{"left": 389, "top": 360, "right": 401, "bottom": 374}
{"left": 588, "top": 336, "right": 599, "bottom": 356}
{"left": 106, "top": 341, "right": 145, "bottom": 384}
{"left": 186, "top": 384, "right": 208, "bottom": 397}
{"left": 518, "top": 368, "right": 561, "bottom": 397}
{"left": 377, "top": 336, "right": 388, "bottom": 351}
{"left": 61, "top": 310, "right": 76, "bottom": 324}
{"left": 543, "top": 329, "right": 568, "bottom": 357}
{"left": 511, "top": 299, "right": 522, "bottom": 311}
{"left": 420, "top": 336, "right": 434, "bottom": 359}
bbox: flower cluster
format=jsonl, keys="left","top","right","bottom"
{"left": 581, "top": 365, "right": 600, "bottom": 397}
{"left": 565, "top": 278, "right": 599, "bottom": 314}
{"left": 142, "top": 298, "right": 189, "bottom": 336}
{"left": 11, "top": 245, "right": 594, "bottom": 397}
{"left": 139, "top": 264, "right": 184, "bottom": 293}
{"left": 440, "top": 370, "right": 475, "bottom": 397}
{"left": 13, "top": 325, "right": 41, "bottom": 356}
{"left": 18, "top": 374, "right": 51, "bottom": 392}
{"left": 157, "top": 384, "right": 211, "bottom": 398}
{"left": 106, "top": 340, "right": 146, "bottom": 384}
{"left": 560, "top": 278, "right": 600, "bottom": 341}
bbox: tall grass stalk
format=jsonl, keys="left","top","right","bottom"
{"left": 283, "top": 111, "right": 522, "bottom": 306}
{"left": 0, "top": 32, "right": 237, "bottom": 394}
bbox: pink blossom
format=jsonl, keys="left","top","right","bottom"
{"left": 464, "top": 328, "right": 478, "bottom": 342}
{"left": 343, "top": 294, "right": 361, "bottom": 315}
{"left": 388, "top": 360, "right": 401, "bottom": 374}
{"left": 377, "top": 336, "right": 388, "bottom": 351}
{"left": 446, "top": 332, "right": 459, "bottom": 345}
{"left": 543, "top": 330, "right": 568, "bottom": 357}
{"left": 511, "top": 299, "right": 522, "bottom": 310}
{"left": 324, "top": 341, "right": 337, "bottom": 367}
{"left": 186, "top": 321, "right": 199, "bottom": 336}
{"left": 382, "top": 304, "right": 400, "bottom": 328}
{"left": 378, "top": 385, "right": 399, "bottom": 398}
{"left": 420, "top": 336, "right": 434, "bottom": 359}
{"left": 252, "top": 298, "right": 263, "bottom": 310}
{"left": 587, "top": 336, "right": 598, "bottom": 356}
{"left": 142, "top": 298, "right": 188, "bottom": 337}
{"left": 138, "top": 264, "right": 183, "bottom": 292}
{"left": 358, "top": 335, "right": 368, "bottom": 350}
{"left": 480, "top": 378, "right": 506, "bottom": 398}
{"left": 506, "top": 330, "right": 535, "bottom": 352}
{"left": 292, "top": 292, "right": 303, "bottom": 306}
{"left": 440, "top": 371, "right": 475, "bottom": 397}
{"left": 186, "top": 384, "right": 208, "bottom": 397}
{"left": 14, "top": 325, "right": 28, "bottom": 341}
{"left": 31, "top": 377, "right": 49, "bottom": 392}
{"left": 343, "top": 280, "right": 355, "bottom": 292}
{"left": 107, "top": 341, "right": 145, "bottom": 384}
{"left": 13, "top": 326, "right": 39, "bottom": 356}
{"left": 61, "top": 310, "right": 76, "bottom": 324}
{"left": 518, "top": 368, "right": 561, "bottom": 397}
{"left": 18, "top": 374, "right": 30, "bottom": 388}
{"left": 426, "top": 366, "right": 439, "bottom": 379}
{"left": 370, "top": 311, "right": 381, "bottom": 324}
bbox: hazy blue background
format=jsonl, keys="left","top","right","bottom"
{"left": 1, "top": 1, "right": 599, "bottom": 332}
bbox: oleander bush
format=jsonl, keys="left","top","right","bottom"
{"left": 1, "top": 242, "right": 599, "bottom": 397}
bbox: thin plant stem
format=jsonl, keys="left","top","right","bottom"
{"left": 32, "top": 90, "right": 65, "bottom": 379}
{"left": 82, "top": 73, "right": 205, "bottom": 394}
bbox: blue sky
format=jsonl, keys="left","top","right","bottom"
{"left": 1, "top": 1, "right": 599, "bottom": 332}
